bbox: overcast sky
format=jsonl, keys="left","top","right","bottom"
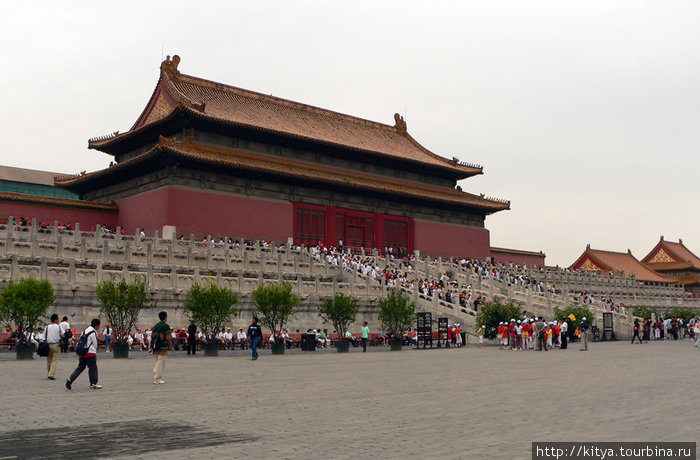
{"left": 1, "top": 1, "right": 697, "bottom": 266}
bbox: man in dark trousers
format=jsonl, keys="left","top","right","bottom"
{"left": 247, "top": 317, "right": 263, "bottom": 360}
{"left": 66, "top": 318, "right": 102, "bottom": 390}
{"left": 187, "top": 322, "right": 197, "bottom": 355}
{"left": 560, "top": 318, "right": 568, "bottom": 349}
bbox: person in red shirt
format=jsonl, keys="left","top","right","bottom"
{"left": 553, "top": 323, "right": 561, "bottom": 347}
{"left": 497, "top": 322, "right": 506, "bottom": 349}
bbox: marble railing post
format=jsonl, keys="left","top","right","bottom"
{"left": 69, "top": 260, "right": 76, "bottom": 284}
{"left": 171, "top": 266, "right": 178, "bottom": 289}
{"left": 56, "top": 235, "right": 63, "bottom": 259}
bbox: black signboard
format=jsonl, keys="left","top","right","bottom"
{"left": 601, "top": 312, "right": 617, "bottom": 341}
{"left": 416, "top": 312, "right": 432, "bottom": 349}
{"left": 437, "top": 317, "right": 449, "bottom": 348}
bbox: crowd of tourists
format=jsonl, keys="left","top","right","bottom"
{"left": 629, "top": 315, "right": 699, "bottom": 343}
{"left": 490, "top": 314, "right": 584, "bottom": 351}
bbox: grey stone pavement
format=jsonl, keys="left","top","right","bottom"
{"left": 0, "top": 340, "right": 698, "bottom": 460}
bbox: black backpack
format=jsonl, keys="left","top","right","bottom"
{"left": 75, "top": 330, "right": 95, "bottom": 356}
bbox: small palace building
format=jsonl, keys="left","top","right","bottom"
{"left": 642, "top": 237, "right": 700, "bottom": 295}
{"left": 25, "top": 55, "right": 508, "bottom": 258}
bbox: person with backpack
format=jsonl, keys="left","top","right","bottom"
{"left": 66, "top": 318, "right": 101, "bottom": 390}
{"left": 151, "top": 311, "right": 174, "bottom": 384}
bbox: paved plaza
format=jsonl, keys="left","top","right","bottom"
{"left": 0, "top": 340, "right": 698, "bottom": 460}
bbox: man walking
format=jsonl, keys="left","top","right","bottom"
{"left": 580, "top": 317, "right": 590, "bottom": 351}
{"left": 45, "top": 314, "right": 63, "bottom": 380}
{"left": 247, "top": 316, "right": 262, "bottom": 360}
{"left": 361, "top": 321, "right": 370, "bottom": 352}
{"left": 152, "top": 311, "right": 174, "bottom": 384}
{"left": 66, "top": 318, "right": 102, "bottom": 390}
{"left": 187, "top": 321, "right": 197, "bottom": 355}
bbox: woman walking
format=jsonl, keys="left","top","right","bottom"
{"left": 631, "top": 319, "right": 643, "bottom": 344}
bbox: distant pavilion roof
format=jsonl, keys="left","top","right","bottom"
{"left": 88, "top": 55, "right": 483, "bottom": 178}
{"left": 59, "top": 136, "right": 509, "bottom": 213}
{"left": 642, "top": 236, "right": 700, "bottom": 272}
{"left": 0, "top": 165, "right": 65, "bottom": 186}
{"left": 0, "top": 192, "right": 117, "bottom": 212}
{"left": 569, "top": 245, "right": 673, "bottom": 283}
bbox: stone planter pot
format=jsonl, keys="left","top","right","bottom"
{"left": 204, "top": 342, "right": 219, "bottom": 357}
{"left": 16, "top": 343, "right": 34, "bottom": 360}
{"left": 270, "top": 343, "right": 285, "bottom": 355}
{"left": 112, "top": 344, "right": 130, "bottom": 359}
{"left": 389, "top": 338, "right": 403, "bottom": 351}
{"left": 336, "top": 341, "right": 350, "bottom": 353}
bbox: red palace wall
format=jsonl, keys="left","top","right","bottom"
{"left": 117, "top": 186, "right": 293, "bottom": 240}
{"left": 490, "top": 251, "right": 545, "bottom": 268}
{"left": 413, "top": 219, "right": 490, "bottom": 259}
{"left": 0, "top": 201, "right": 118, "bottom": 229}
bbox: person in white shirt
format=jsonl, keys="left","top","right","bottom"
{"left": 45, "top": 314, "right": 64, "bottom": 380}
{"left": 560, "top": 319, "right": 569, "bottom": 349}
{"left": 66, "top": 318, "right": 102, "bottom": 390}
{"left": 59, "top": 316, "right": 70, "bottom": 353}
{"left": 126, "top": 332, "right": 134, "bottom": 350}
{"left": 133, "top": 330, "right": 145, "bottom": 350}
{"left": 103, "top": 324, "right": 113, "bottom": 352}
{"left": 236, "top": 328, "right": 247, "bottom": 349}
{"left": 223, "top": 328, "right": 234, "bottom": 349}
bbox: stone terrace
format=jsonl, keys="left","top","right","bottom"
{"left": 0, "top": 219, "right": 698, "bottom": 337}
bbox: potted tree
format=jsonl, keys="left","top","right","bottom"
{"left": 378, "top": 288, "right": 415, "bottom": 351}
{"left": 96, "top": 276, "right": 150, "bottom": 358}
{"left": 319, "top": 292, "right": 358, "bottom": 353}
{"left": 252, "top": 281, "right": 299, "bottom": 355}
{"left": 0, "top": 278, "right": 55, "bottom": 360}
{"left": 183, "top": 281, "right": 239, "bottom": 356}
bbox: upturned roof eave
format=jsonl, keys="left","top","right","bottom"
{"left": 60, "top": 140, "right": 508, "bottom": 212}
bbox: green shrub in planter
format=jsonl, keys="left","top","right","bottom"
{"left": 183, "top": 281, "right": 239, "bottom": 356}
{"left": 319, "top": 293, "right": 357, "bottom": 353}
{"left": 0, "top": 278, "right": 55, "bottom": 360}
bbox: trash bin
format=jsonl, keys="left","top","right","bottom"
{"left": 301, "top": 333, "right": 316, "bottom": 351}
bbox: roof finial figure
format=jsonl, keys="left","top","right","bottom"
{"left": 161, "top": 55, "right": 181, "bottom": 75}
{"left": 394, "top": 113, "right": 406, "bottom": 133}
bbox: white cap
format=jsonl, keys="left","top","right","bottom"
{"left": 582, "top": 317, "right": 587, "bottom": 321}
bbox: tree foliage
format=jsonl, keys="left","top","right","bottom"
{"left": 476, "top": 297, "right": 521, "bottom": 340}
{"left": 554, "top": 305, "right": 594, "bottom": 336}
{"left": 319, "top": 292, "right": 358, "bottom": 339}
{"left": 670, "top": 307, "right": 694, "bottom": 322}
{"left": 378, "top": 288, "right": 415, "bottom": 334}
{"left": 253, "top": 281, "right": 299, "bottom": 339}
{"left": 96, "top": 276, "right": 150, "bottom": 345}
{"left": 0, "top": 278, "right": 55, "bottom": 344}
{"left": 630, "top": 305, "right": 657, "bottom": 319}
{"left": 183, "top": 281, "right": 239, "bottom": 342}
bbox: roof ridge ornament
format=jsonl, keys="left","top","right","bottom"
{"left": 393, "top": 113, "right": 407, "bottom": 133}
{"left": 161, "top": 55, "right": 181, "bottom": 75}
